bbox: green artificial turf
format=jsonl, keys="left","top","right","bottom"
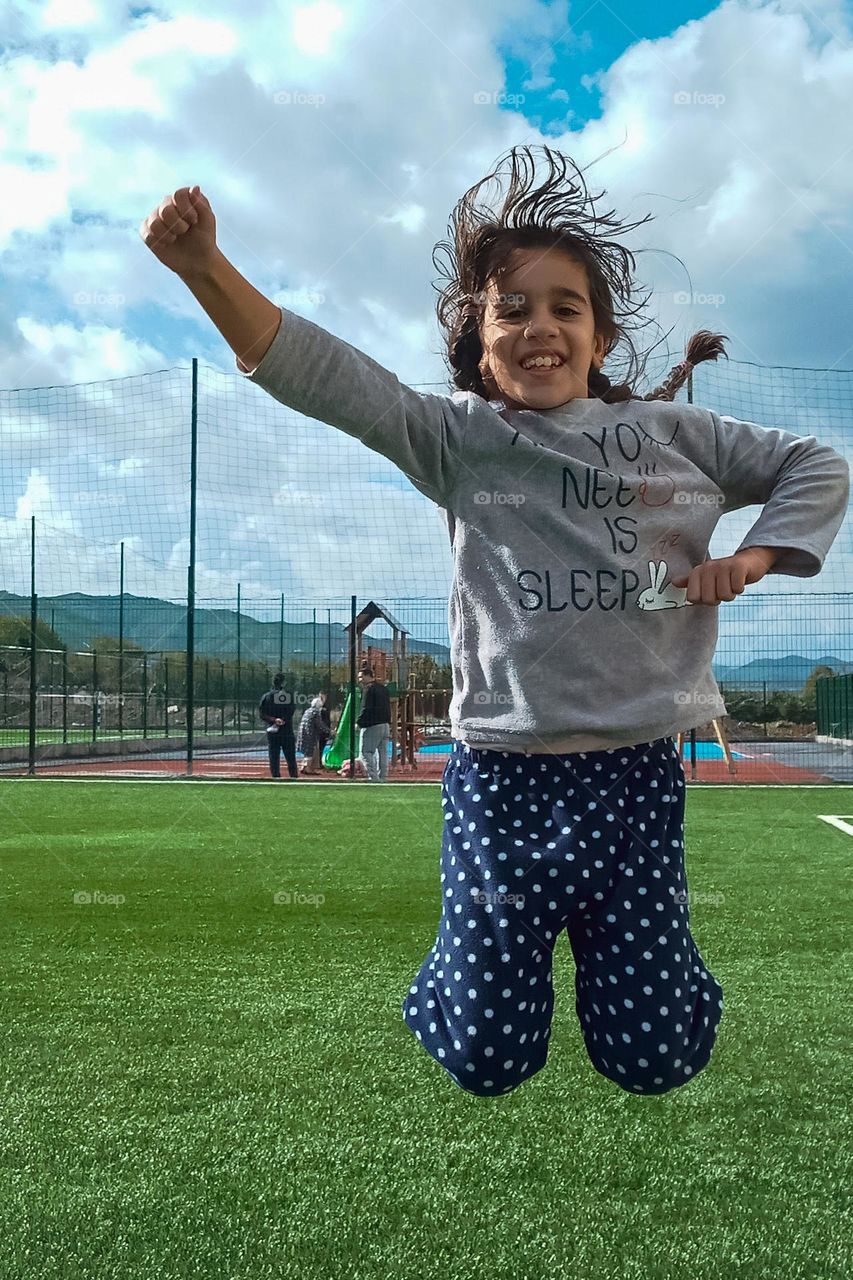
{"left": 0, "top": 780, "right": 849, "bottom": 1279}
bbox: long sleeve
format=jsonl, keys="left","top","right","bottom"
{"left": 707, "top": 411, "right": 849, "bottom": 577}
{"left": 237, "top": 306, "right": 470, "bottom": 509}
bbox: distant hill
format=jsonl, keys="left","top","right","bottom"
{"left": 1, "top": 592, "right": 848, "bottom": 690}
{"left": 714, "top": 655, "right": 853, "bottom": 691}
{"left": 0, "top": 591, "right": 450, "bottom": 665}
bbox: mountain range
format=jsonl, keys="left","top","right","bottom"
{"left": 1, "top": 592, "right": 849, "bottom": 690}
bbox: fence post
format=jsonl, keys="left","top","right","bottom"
{"left": 142, "top": 653, "right": 148, "bottom": 739}
{"left": 186, "top": 356, "right": 198, "bottom": 777}
{"left": 92, "top": 650, "right": 98, "bottom": 743}
{"left": 349, "top": 595, "right": 357, "bottom": 776}
{"left": 762, "top": 680, "right": 767, "bottom": 738}
{"left": 165, "top": 656, "right": 169, "bottom": 738}
{"left": 62, "top": 651, "right": 68, "bottom": 744}
{"left": 118, "top": 541, "right": 125, "bottom": 737}
{"left": 236, "top": 583, "right": 241, "bottom": 734}
{"left": 28, "top": 516, "right": 37, "bottom": 775}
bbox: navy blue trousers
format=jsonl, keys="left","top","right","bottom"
{"left": 403, "top": 737, "right": 723, "bottom": 1097}
{"left": 268, "top": 728, "right": 297, "bottom": 779}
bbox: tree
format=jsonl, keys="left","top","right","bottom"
{"left": 802, "top": 664, "right": 836, "bottom": 701}
{"left": 0, "top": 614, "right": 65, "bottom": 687}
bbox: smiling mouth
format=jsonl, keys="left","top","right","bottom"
{"left": 520, "top": 363, "right": 565, "bottom": 376}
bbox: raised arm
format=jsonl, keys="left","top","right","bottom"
{"left": 138, "top": 186, "right": 281, "bottom": 372}
{"left": 139, "top": 186, "right": 469, "bottom": 508}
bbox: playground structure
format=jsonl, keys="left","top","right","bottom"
{"left": 325, "top": 600, "right": 448, "bottom": 776}
{"left": 677, "top": 718, "right": 737, "bottom": 777}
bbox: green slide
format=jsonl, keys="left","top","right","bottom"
{"left": 323, "top": 688, "right": 362, "bottom": 769}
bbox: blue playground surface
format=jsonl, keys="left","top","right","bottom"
{"left": 417, "top": 740, "right": 749, "bottom": 760}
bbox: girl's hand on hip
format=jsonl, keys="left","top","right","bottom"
{"left": 671, "top": 547, "right": 778, "bottom": 605}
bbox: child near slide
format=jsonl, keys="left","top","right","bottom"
{"left": 140, "top": 146, "right": 848, "bottom": 1097}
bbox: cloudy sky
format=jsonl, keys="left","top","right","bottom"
{"left": 1, "top": 0, "right": 851, "bottom": 654}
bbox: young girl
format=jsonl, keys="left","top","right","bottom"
{"left": 140, "top": 146, "right": 849, "bottom": 1097}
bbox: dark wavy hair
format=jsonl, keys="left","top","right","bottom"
{"left": 432, "top": 145, "right": 727, "bottom": 404}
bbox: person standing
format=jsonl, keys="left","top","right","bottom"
{"left": 258, "top": 673, "right": 297, "bottom": 780}
{"left": 356, "top": 668, "right": 391, "bottom": 782}
{"left": 296, "top": 692, "right": 331, "bottom": 775}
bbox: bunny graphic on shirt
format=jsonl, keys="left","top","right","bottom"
{"left": 637, "top": 560, "right": 694, "bottom": 611}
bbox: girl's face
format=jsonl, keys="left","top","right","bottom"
{"left": 477, "top": 248, "right": 608, "bottom": 411}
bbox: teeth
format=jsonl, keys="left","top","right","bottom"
{"left": 523, "top": 356, "right": 563, "bottom": 369}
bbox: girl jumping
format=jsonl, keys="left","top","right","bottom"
{"left": 140, "top": 146, "right": 848, "bottom": 1097}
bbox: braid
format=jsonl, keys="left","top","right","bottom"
{"left": 641, "top": 330, "right": 729, "bottom": 401}
{"left": 588, "top": 365, "right": 633, "bottom": 404}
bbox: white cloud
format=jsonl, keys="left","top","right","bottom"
{"left": 0, "top": 0, "right": 850, "bottom": 635}
{"left": 11, "top": 317, "right": 168, "bottom": 384}
{"left": 291, "top": 2, "right": 347, "bottom": 57}
{"left": 41, "top": 0, "right": 101, "bottom": 29}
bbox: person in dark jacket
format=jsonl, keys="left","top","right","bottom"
{"left": 258, "top": 673, "right": 297, "bottom": 779}
{"left": 356, "top": 668, "right": 392, "bottom": 782}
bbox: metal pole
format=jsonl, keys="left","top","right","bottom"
{"left": 62, "top": 650, "right": 68, "bottom": 744}
{"left": 279, "top": 593, "right": 284, "bottom": 672}
{"left": 236, "top": 583, "right": 241, "bottom": 735}
{"left": 28, "top": 517, "right": 37, "bottom": 776}
{"left": 349, "top": 595, "right": 357, "bottom": 778}
{"left": 187, "top": 356, "right": 199, "bottom": 777}
{"left": 763, "top": 680, "right": 767, "bottom": 738}
{"left": 327, "top": 608, "right": 332, "bottom": 687}
{"left": 118, "top": 541, "right": 125, "bottom": 736}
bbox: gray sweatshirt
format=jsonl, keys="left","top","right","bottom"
{"left": 238, "top": 307, "right": 849, "bottom": 754}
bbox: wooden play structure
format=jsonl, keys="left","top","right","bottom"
{"left": 342, "top": 602, "right": 736, "bottom": 779}
{"left": 343, "top": 601, "right": 427, "bottom": 773}
{"left": 676, "top": 718, "right": 737, "bottom": 776}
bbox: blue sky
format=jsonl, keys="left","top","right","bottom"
{"left": 0, "top": 0, "right": 851, "bottom": 655}
{"left": 502, "top": 0, "right": 723, "bottom": 130}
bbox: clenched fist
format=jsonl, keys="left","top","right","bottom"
{"left": 139, "top": 186, "right": 218, "bottom": 277}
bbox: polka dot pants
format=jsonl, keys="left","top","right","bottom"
{"left": 402, "top": 737, "right": 723, "bottom": 1097}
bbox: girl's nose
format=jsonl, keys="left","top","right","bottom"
{"left": 524, "top": 314, "right": 559, "bottom": 337}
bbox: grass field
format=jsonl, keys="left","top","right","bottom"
{"left": 0, "top": 779, "right": 850, "bottom": 1279}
